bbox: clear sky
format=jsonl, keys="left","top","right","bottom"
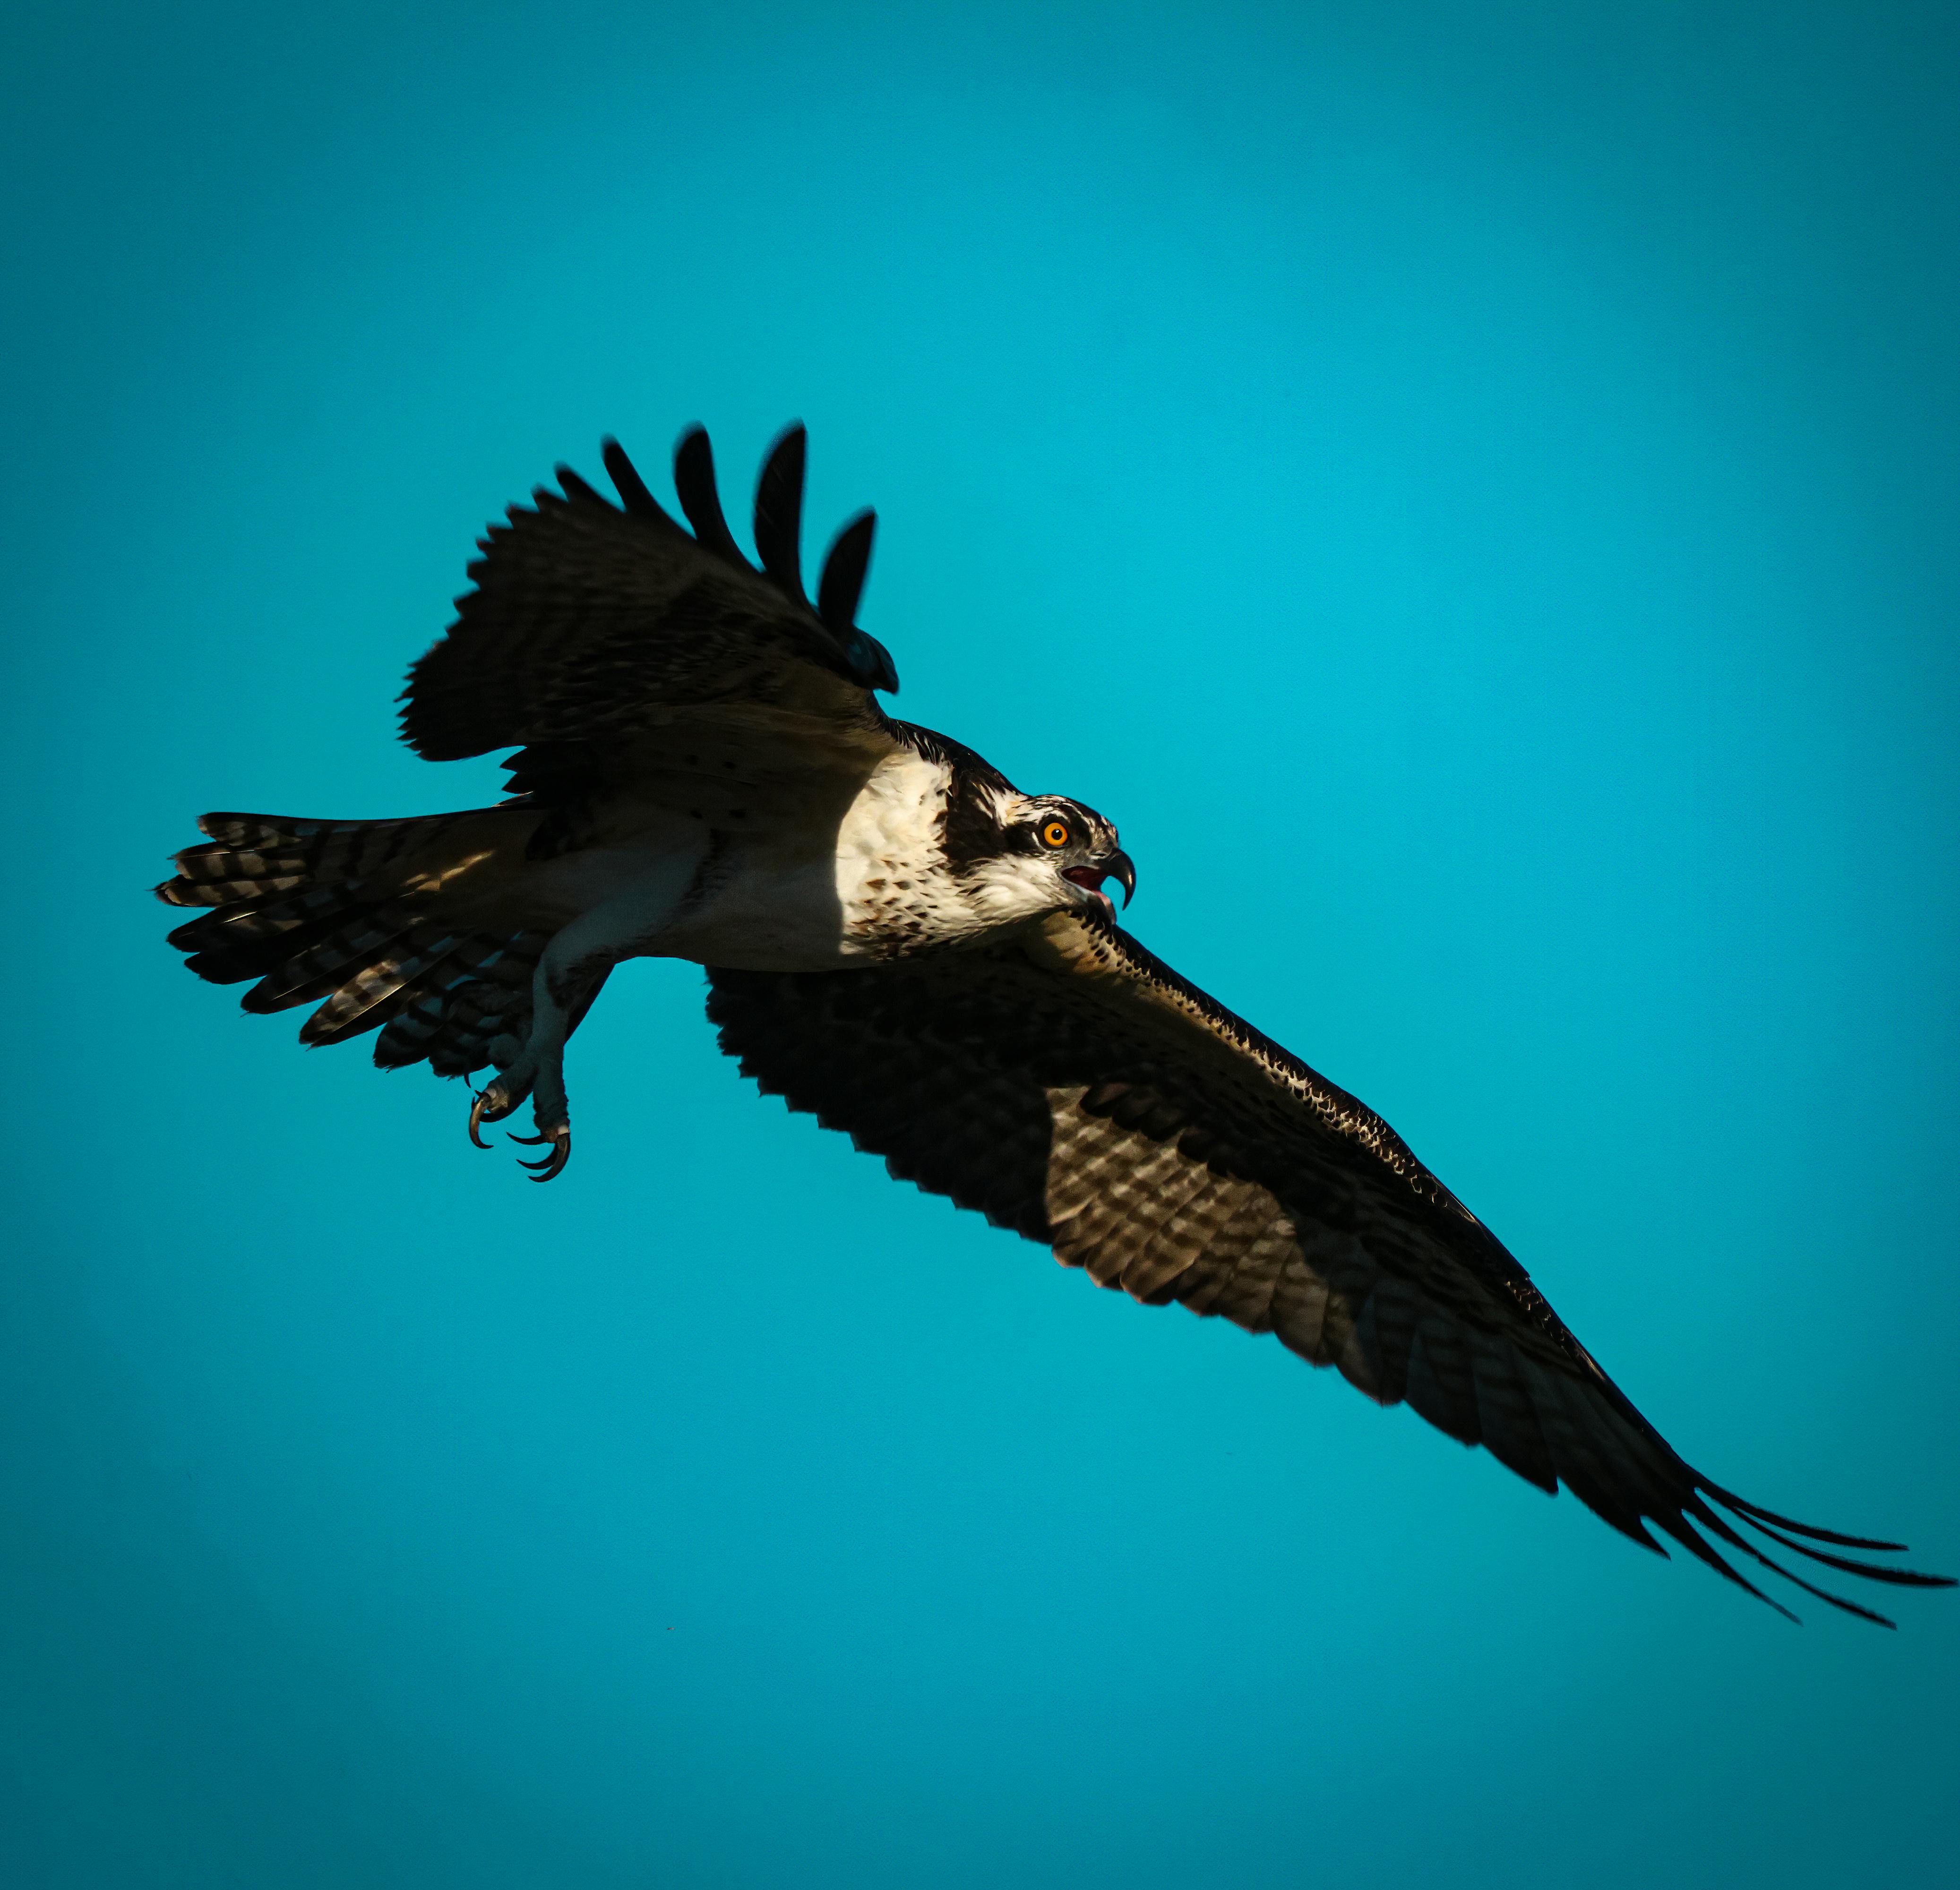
{"left": 4, "top": 3, "right": 1957, "bottom": 1885}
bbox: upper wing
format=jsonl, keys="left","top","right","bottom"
{"left": 707, "top": 910, "right": 1951, "bottom": 1624}
{"left": 399, "top": 425, "right": 902, "bottom": 785}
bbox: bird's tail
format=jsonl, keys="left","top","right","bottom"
{"left": 155, "top": 811, "right": 548, "bottom": 1077}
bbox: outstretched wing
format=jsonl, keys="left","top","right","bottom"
{"left": 400, "top": 425, "right": 902, "bottom": 789}
{"left": 707, "top": 910, "right": 1951, "bottom": 1624}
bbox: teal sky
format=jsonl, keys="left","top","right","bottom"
{"left": 5, "top": 4, "right": 1957, "bottom": 1885}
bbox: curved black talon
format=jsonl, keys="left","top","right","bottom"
{"left": 511, "top": 1127, "right": 571, "bottom": 1182}
{"left": 467, "top": 1088, "right": 501, "bottom": 1150}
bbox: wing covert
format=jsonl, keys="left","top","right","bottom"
{"left": 399, "top": 427, "right": 900, "bottom": 768}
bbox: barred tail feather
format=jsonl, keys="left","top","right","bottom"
{"left": 156, "top": 811, "right": 543, "bottom": 1079}
{"left": 372, "top": 934, "right": 548, "bottom": 1075}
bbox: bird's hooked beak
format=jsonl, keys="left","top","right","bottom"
{"left": 1063, "top": 849, "right": 1137, "bottom": 916}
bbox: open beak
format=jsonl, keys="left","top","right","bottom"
{"left": 1063, "top": 850, "right": 1137, "bottom": 911}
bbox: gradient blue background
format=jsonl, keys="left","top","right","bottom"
{"left": 5, "top": 4, "right": 1956, "bottom": 1884}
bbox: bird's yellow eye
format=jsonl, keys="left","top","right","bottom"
{"left": 1040, "top": 819, "right": 1072, "bottom": 850}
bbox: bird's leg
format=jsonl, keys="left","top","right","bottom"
{"left": 470, "top": 955, "right": 597, "bottom": 1181}
{"left": 467, "top": 1029, "right": 541, "bottom": 1141}
{"left": 465, "top": 839, "right": 707, "bottom": 1181}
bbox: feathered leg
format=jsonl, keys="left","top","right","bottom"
{"left": 468, "top": 843, "right": 707, "bottom": 1180}
{"left": 468, "top": 972, "right": 586, "bottom": 1180}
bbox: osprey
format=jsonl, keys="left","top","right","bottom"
{"left": 158, "top": 423, "right": 1949, "bottom": 1625}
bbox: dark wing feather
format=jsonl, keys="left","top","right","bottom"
{"left": 707, "top": 910, "right": 1952, "bottom": 1624}
{"left": 400, "top": 429, "right": 898, "bottom": 769}
{"left": 818, "top": 510, "right": 877, "bottom": 636}
{"left": 671, "top": 425, "right": 747, "bottom": 566}
{"left": 599, "top": 436, "right": 680, "bottom": 528}
{"left": 751, "top": 423, "right": 807, "bottom": 602}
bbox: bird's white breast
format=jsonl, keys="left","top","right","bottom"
{"left": 650, "top": 747, "right": 967, "bottom": 971}
{"left": 833, "top": 747, "right": 971, "bottom": 952}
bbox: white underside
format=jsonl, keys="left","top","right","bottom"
{"left": 532, "top": 747, "right": 989, "bottom": 983}
{"left": 479, "top": 747, "right": 1097, "bottom": 1161}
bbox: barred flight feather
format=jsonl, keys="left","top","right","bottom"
{"left": 399, "top": 425, "right": 896, "bottom": 772}
{"left": 705, "top": 913, "right": 1952, "bottom": 1624}
{"left": 156, "top": 812, "right": 547, "bottom": 1080}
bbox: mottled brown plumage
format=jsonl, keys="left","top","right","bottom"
{"left": 400, "top": 423, "right": 897, "bottom": 773}
{"left": 708, "top": 908, "right": 1954, "bottom": 1624}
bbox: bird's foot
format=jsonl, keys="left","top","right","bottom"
{"left": 509, "top": 1120, "right": 571, "bottom": 1182}
{"left": 467, "top": 1063, "right": 531, "bottom": 1149}
{"left": 467, "top": 1049, "right": 570, "bottom": 1180}
{"left": 510, "top": 1063, "right": 571, "bottom": 1180}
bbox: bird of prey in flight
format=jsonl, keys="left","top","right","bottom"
{"left": 157, "top": 422, "right": 1950, "bottom": 1625}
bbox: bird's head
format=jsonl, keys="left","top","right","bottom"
{"left": 954, "top": 790, "right": 1137, "bottom": 927}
